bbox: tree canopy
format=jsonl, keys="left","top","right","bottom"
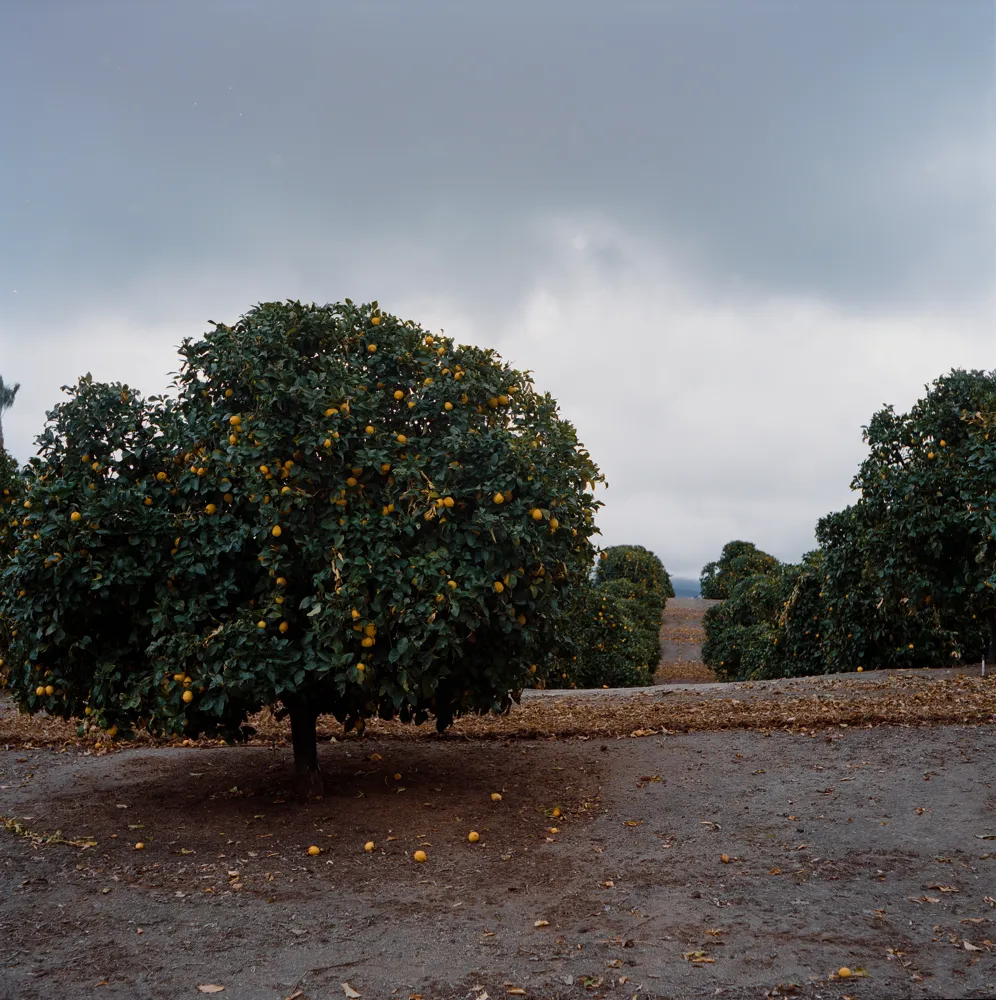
{"left": 0, "top": 300, "right": 604, "bottom": 793}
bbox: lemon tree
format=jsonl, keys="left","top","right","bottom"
{"left": 699, "top": 541, "right": 780, "bottom": 600}
{"left": 0, "top": 300, "right": 603, "bottom": 793}
{"left": 833, "top": 368, "right": 996, "bottom": 664}
{"left": 542, "top": 544, "right": 670, "bottom": 689}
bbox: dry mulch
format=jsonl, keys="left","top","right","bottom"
{"left": 3, "top": 671, "right": 995, "bottom": 753}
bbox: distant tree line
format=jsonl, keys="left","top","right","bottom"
{"left": 700, "top": 369, "right": 996, "bottom": 680}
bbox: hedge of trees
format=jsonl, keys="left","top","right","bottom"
{"left": 702, "top": 369, "right": 996, "bottom": 681}
{"left": 544, "top": 544, "right": 671, "bottom": 688}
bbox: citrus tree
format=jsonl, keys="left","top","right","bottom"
{"left": 844, "top": 369, "right": 996, "bottom": 663}
{"left": 542, "top": 544, "right": 670, "bottom": 689}
{"left": 699, "top": 540, "right": 781, "bottom": 599}
{"left": 595, "top": 544, "right": 674, "bottom": 599}
{"left": 0, "top": 300, "right": 603, "bottom": 793}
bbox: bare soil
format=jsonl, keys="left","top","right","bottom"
{"left": 654, "top": 598, "right": 719, "bottom": 686}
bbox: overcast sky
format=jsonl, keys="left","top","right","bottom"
{"left": 2, "top": 1, "right": 993, "bottom": 577}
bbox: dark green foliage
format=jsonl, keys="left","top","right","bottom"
{"left": 544, "top": 544, "right": 671, "bottom": 689}
{"left": 547, "top": 581, "right": 656, "bottom": 689}
{"left": 0, "top": 447, "right": 23, "bottom": 682}
{"left": 703, "top": 370, "right": 995, "bottom": 680}
{"left": 843, "top": 368, "right": 996, "bottom": 661}
{"left": 596, "top": 544, "right": 674, "bottom": 598}
{"left": 702, "top": 568, "right": 786, "bottom": 681}
{"left": 0, "top": 301, "right": 603, "bottom": 767}
{"left": 700, "top": 541, "right": 781, "bottom": 599}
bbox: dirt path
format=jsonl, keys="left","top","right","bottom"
{"left": 2, "top": 706, "right": 996, "bottom": 999}
{"left": 654, "top": 597, "right": 719, "bottom": 685}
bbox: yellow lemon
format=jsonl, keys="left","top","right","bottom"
{"left": 468, "top": 831, "right": 480, "bottom": 843}
{"left": 271, "top": 525, "right": 282, "bottom": 537}
{"left": 493, "top": 492, "right": 504, "bottom": 504}
{"left": 364, "top": 841, "right": 375, "bottom": 852}
{"left": 70, "top": 511, "right": 82, "bottom": 522}
{"left": 413, "top": 850, "right": 427, "bottom": 863}
{"left": 307, "top": 845, "right": 321, "bottom": 856}
{"left": 182, "top": 690, "right": 194, "bottom": 703}
{"left": 491, "top": 792, "right": 502, "bottom": 802}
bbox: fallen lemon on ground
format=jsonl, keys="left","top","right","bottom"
{"left": 491, "top": 792, "right": 502, "bottom": 802}
{"left": 413, "top": 850, "right": 427, "bottom": 863}
{"left": 364, "top": 841, "right": 375, "bottom": 852}
{"left": 134, "top": 842, "right": 144, "bottom": 850}
{"left": 307, "top": 845, "right": 321, "bottom": 856}
{"left": 838, "top": 967, "right": 851, "bottom": 978}
{"left": 468, "top": 831, "right": 480, "bottom": 843}
{"left": 721, "top": 853, "right": 731, "bottom": 864}
{"left": 551, "top": 807, "right": 561, "bottom": 818}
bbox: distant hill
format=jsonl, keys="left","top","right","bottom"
{"left": 670, "top": 576, "right": 701, "bottom": 598}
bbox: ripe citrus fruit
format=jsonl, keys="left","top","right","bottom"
{"left": 271, "top": 525, "right": 282, "bottom": 537}
{"left": 70, "top": 511, "right": 82, "bottom": 522}
{"left": 364, "top": 841, "right": 375, "bottom": 852}
{"left": 44, "top": 684, "right": 54, "bottom": 696}
{"left": 134, "top": 842, "right": 145, "bottom": 850}
{"left": 468, "top": 831, "right": 480, "bottom": 843}
{"left": 838, "top": 967, "right": 851, "bottom": 978}
{"left": 491, "top": 792, "right": 502, "bottom": 802}
{"left": 721, "top": 853, "right": 731, "bottom": 864}
{"left": 413, "top": 850, "right": 427, "bottom": 863}
{"left": 396, "top": 433, "right": 407, "bottom": 445}
{"left": 279, "top": 621, "right": 290, "bottom": 634}
{"left": 493, "top": 492, "right": 504, "bottom": 504}
{"left": 182, "top": 690, "right": 194, "bottom": 703}
{"left": 307, "top": 845, "right": 321, "bottom": 856}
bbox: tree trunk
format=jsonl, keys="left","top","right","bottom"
{"left": 287, "top": 700, "right": 323, "bottom": 800}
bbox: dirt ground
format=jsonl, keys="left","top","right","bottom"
{"left": 654, "top": 599, "right": 719, "bottom": 685}
{"left": 2, "top": 601, "right": 996, "bottom": 999}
